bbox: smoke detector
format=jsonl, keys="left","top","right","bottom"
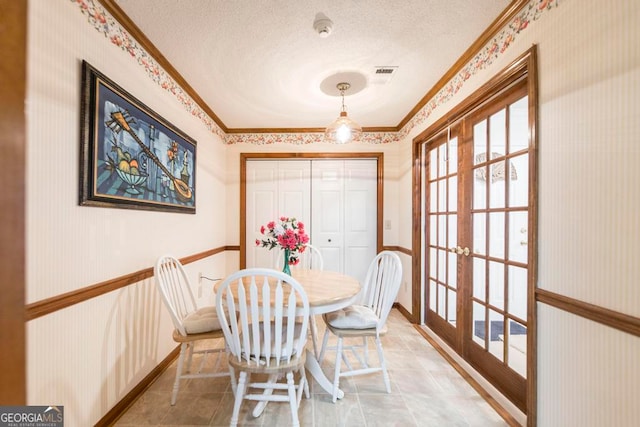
{"left": 313, "top": 14, "right": 333, "bottom": 38}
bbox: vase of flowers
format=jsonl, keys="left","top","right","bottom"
{"left": 255, "top": 216, "right": 309, "bottom": 275}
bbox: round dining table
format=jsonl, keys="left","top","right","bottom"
{"left": 214, "top": 269, "right": 361, "bottom": 400}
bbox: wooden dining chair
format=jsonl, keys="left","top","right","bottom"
{"left": 154, "top": 255, "right": 230, "bottom": 405}
{"left": 215, "top": 268, "right": 310, "bottom": 427}
{"left": 318, "top": 251, "right": 403, "bottom": 402}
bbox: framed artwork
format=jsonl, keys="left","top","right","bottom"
{"left": 79, "top": 60, "right": 196, "bottom": 213}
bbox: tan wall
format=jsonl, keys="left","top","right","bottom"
{"left": 26, "top": 0, "right": 228, "bottom": 424}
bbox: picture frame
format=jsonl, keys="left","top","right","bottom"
{"left": 79, "top": 60, "right": 196, "bottom": 214}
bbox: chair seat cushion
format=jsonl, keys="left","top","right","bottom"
{"left": 183, "top": 306, "right": 222, "bottom": 334}
{"left": 325, "top": 305, "right": 379, "bottom": 329}
{"left": 240, "top": 322, "right": 304, "bottom": 360}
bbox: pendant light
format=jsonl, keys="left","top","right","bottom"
{"left": 325, "top": 82, "right": 362, "bottom": 143}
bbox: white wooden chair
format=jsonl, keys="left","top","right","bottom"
{"left": 215, "top": 268, "right": 310, "bottom": 427}
{"left": 318, "top": 251, "right": 403, "bottom": 402}
{"left": 154, "top": 255, "right": 230, "bottom": 405}
{"left": 277, "top": 244, "right": 325, "bottom": 357}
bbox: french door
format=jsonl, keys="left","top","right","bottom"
{"left": 425, "top": 79, "right": 534, "bottom": 412}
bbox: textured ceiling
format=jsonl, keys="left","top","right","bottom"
{"left": 113, "top": 0, "right": 511, "bottom": 129}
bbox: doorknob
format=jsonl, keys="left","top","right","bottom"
{"left": 449, "top": 246, "right": 470, "bottom": 256}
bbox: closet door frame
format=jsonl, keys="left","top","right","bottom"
{"left": 240, "top": 152, "right": 384, "bottom": 269}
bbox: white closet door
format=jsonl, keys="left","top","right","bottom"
{"left": 311, "top": 160, "right": 345, "bottom": 273}
{"left": 278, "top": 161, "right": 311, "bottom": 222}
{"left": 344, "top": 159, "right": 378, "bottom": 284}
{"left": 311, "top": 160, "right": 377, "bottom": 284}
{"left": 246, "top": 160, "right": 311, "bottom": 268}
{"left": 246, "top": 158, "right": 377, "bottom": 284}
{"left": 246, "top": 161, "right": 277, "bottom": 269}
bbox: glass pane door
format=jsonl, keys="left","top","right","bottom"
{"left": 420, "top": 71, "right": 534, "bottom": 413}
{"left": 425, "top": 127, "right": 460, "bottom": 347}
{"left": 463, "top": 84, "right": 531, "bottom": 411}
{"left": 468, "top": 95, "right": 529, "bottom": 377}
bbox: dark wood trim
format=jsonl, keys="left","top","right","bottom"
{"left": 382, "top": 245, "right": 412, "bottom": 256}
{"left": 397, "top": 0, "right": 530, "bottom": 130}
{"left": 240, "top": 152, "right": 382, "bottom": 160}
{"left": 240, "top": 152, "right": 385, "bottom": 268}
{"left": 536, "top": 289, "right": 640, "bottom": 338}
{"left": 99, "top": 0, "right": 528, "bottom": 136}
{"left": 413, "top": 48, "right": 535, "bottom": 146}
{"left": 525, "top": 47, "right": 539, "bottom": 427}
{"left": 226, "top": 127, "right": 397, "bottom": 134}
{"left": 96, "top": 346, "right": 181, "bottom": 426}
{"left": 25, "top": 246, "right": 231, "bottom": 321}
{"left": 0, "top": 0, "right": 27, "bottom": 406}
{"left": 393, "top": 302, "right": 413, "bottom": 322}
{"left": 97, "top": 0, "right": 228, "bottom": 133}
{"left": 414, "top": 326, "right": 522, "bottom": 427}
{"left": 376, "top": 155, "right": 384, "bottom": 253}
{"left": 411, "top": 138, "right": 424, "bottom": 323}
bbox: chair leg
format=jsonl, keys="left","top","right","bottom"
{"left": 171, "top": 343, "right": 188, "bottom": 405}
{"left": 363, "top": 336, "right": 369, "bottom": 366}
{"left": 286, "top": 371, "right": 300, "bottom": 427}
{"left": 332, "top": 337, "right": 344, "bottom": 403}
{"left": 301, "top": 366, "right": 310, "bottom": 399}
{"left": 186, "top": 342, "right": 195, "bottom": 372}
{"left": 228, "top": 365, "right": 237, "bottom": 396}
{"left": 252, "top": 373, "right": 278, "bottom": 417}
{"left": 319, "top": 328, "right": 330, "bottom": 363}
{"left": 296, "top": 366, "right": 309, "bottom": 404}
{"left": 375, "top": 336, "right": 391, "bottom": 393}
{"left": 310, "top": 315, "right": 319, "bottom": 359}
{"left": 231, "top": 371, "right": 247, "bottom": 427}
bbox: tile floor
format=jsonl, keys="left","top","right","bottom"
{"left": 114, "top": 310, "right": 509, "bottom": 426}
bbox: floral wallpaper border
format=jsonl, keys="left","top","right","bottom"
{"left": 72, "top": 0, "right": 558, "bottom": 146}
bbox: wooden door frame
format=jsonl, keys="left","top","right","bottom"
{"left": 412, "top": 47, "right": 538, "bottom": 423}
{"left": 240, "top": 152, "right": 384, "bottom": 269}
{"left": 0, "top": 0, "right": 27, "bottom": 404}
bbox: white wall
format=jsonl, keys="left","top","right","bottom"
{"left": 26, "top": 1, "right": 227, "bottom": 424}
{"left": 396, "top": 0, "right": 640, "bottom": 424}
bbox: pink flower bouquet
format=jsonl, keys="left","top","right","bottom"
{"left": 255, "top": 216, "right": 309, "bottom": 267}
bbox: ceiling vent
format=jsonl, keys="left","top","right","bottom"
{"left": 371, "top": 66, "right": 398, "bottom": 84}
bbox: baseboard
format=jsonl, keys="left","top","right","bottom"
{"left": 95, "top": 346, "right": 180, "bottom": 426}
{"left": 393, "top": 302, "right": 415, "bottom": 323}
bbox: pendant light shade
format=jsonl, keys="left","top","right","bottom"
{"left": 325, "top": 82, "right": 362, "bottom": 143}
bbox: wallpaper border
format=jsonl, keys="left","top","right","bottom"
{"left": 71, "top": 0, "right": 559, "bottom": 145}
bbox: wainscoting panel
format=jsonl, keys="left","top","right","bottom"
{"left": 536, "top": 303, "right": 640, "bottom": 426}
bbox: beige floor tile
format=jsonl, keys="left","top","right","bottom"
{"left": 113, "top": 309, "right": 509, "bottom": 427}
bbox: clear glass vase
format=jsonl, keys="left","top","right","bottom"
{"left": 282, "top": 248, "right": 291, "bottom": 275}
